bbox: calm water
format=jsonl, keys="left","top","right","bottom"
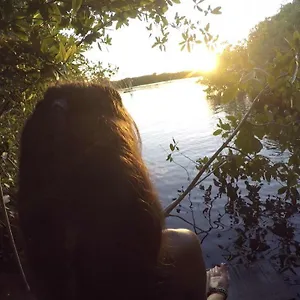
{"left": 121, "top": 78, "right": 300, "bottom": 278}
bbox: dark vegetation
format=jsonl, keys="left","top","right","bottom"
{"left": 0, "top": 0, "right": 221, "bottom": 297}
{"left": 1, "top": 0, "right": 300, "bottom": 297}
{"left": 181, "top": 0, "right": 300, "bottom": 201}
{"left": 165, "top": 0, "right": 300, "bottom": 283}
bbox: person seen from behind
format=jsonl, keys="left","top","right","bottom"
{"left": 18, "top": 83, "right": 229, "bottom": 300}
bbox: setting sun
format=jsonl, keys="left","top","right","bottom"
{"left": 183, "top": 47, "right": 219, "bottom": 73}
{"left": 198, "top": 51, "right": 219, "bottom": 72}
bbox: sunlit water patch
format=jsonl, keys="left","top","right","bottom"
{"left": 121, "top": 78, "right": 300, "bottom": 281}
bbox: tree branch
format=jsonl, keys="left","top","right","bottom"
{"left": 164, "top": 51, "right": 300, "bottom": 216}
{"left": 168, "top": 214, "right": 206, "bottom": 234}
{"left": 0, "top": 178, "right": 30, "bottom": 291}
{"left": 194, "top": 159, "right": 227, "bottom": 188}
{"left": 164, "top": 87, "right": 267, "bottom": 216}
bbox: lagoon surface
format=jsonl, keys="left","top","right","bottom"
{"left": 121, "top": 78, "right": 300, "bottom": 278}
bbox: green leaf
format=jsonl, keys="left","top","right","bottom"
{"left": 226, "top": 115, "right": 237, "bottom": 122}
{"left": 202, "top": 156, "right": 209, "bottom": 164}
{"left": 116, "top": 21, "right": 123, "bottom": 29}
{"left": 211, "top": 6, "right": 222, "bottom": 14}
{"left": 294, "top": 98, "right": 300, "bottom": 112}
{"left": 48, "top": 4, "right": 61, "bottom": 23}
{"left": 235, "top": 130, "right": 263, "bottom": 154}
{"left": 253, "top": 126, "right": 265, "bottom": 139}
{"left": 267, "top": 75, "right": 276, "bottom": 87}
{"left": 64, "top": 45, "right": 77, "bottom": 62}
{"left": 169, "top": 144, "right": 175, "bottom": 151}
{"left": 55, "top": 42, "right": 66, "bottom": 62}
{"left": 293, "top": 30, "right": 300, "bottom": 41}
{"left": 251, "top": 137, "right": 263, "bottom": 153}
{"left": 278, "top": 186, "right": 288, "bottom": 195}
{"left": 41, "top": 37, "right": 53, "bottom": 53}
{"left": 220, "top": 123, "right": 231, "bottom": 131}
{"left": 222, "top": 86, "right": 238, "bottom": 103}
{"left": 60, "top": 42, "right": 67, "bottom": 61}
{"left": 14, "top": 30, "right": 28, "bottom": 41}
{"left": 172, "top": 0, "right": 181, "bottom": 3}
{"left": 187, "top": 41, "right": 191, "bottom": 52}
{"left": 72, "top": 0, "right": 82, "bottom": 13}
{"left": 84, "top": 32, "right": 99, "bottom": 44}
{"left": 265, "top": 172, "right": 271, "bottom": 182}
{"left": 213, "top": 129, "right": 222, "bottom": 136}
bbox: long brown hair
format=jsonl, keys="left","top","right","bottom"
{"left": 18, "top": 83, "right": 165, "bottom": 300}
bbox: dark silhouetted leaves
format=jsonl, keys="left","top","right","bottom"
{"left": 235, "top": 130, "right": 263, "bottom": 154}
{"left": 222, "top": 86, "right": 238, "bottom": 103}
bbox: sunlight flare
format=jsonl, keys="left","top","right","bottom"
{"left": 184, "top": 48, "right": 219, "bottom": 73}
{"left": 198, "top": 51, "right": 219, "bottom": 72}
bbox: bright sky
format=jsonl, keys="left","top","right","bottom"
{"left": 86, "top": 0, "right": 291, "bottom": 79}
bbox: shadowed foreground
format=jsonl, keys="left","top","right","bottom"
{"left": 1, "top": 259, "right": 300, "bottom": 300}
{"left": 228, "top": 260, "right": 299, "bottom": 300}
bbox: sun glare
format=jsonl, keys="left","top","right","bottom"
{"left": 198, "top": 51, "right": 218, "bottom": 72}
{"left": 187, "top": 48, "right": 218, "bottom": 73}
{"left": 172, "top": 46, "right": 219, "bottom": 75}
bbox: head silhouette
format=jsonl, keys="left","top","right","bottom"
{"left": 18, "top": 83, "right": 164, "bottom": 300}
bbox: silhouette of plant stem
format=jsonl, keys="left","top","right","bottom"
{"left": 164, "top": 87, "right": 267, "bottom": 216}
{"left": 0, "top": 178, "right": 30, "bottom": 292}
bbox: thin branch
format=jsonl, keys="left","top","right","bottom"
{"left": 194, "top": 160, "right": 227, "bottom": 187}
{"left": 0, "top": 178, "right": 30, "bottom": 292}
{"left": 291, "top": 53, "right": 299, "bottom": 84}
{"left": 178, "top": 151, "right": 199, "bottom": 166}
{"left": 164, "top": 52, "right": 300, "bottom": 217}
{"left": 171, "top": 159, "right": 191, "bottom": 181}
{"left": 168, "top": 214, "right": 206, "bottom": 234}
{"left": 187, "top": 193, "right": 197, "bottom": 234}
{"left": 7, "top": 157, "right": 18, "bottom": 170}
{"left": 160, "top": 145, "right": 191, "bottom": 180}
{"left": 164, "top": 87, "right": 268, "bottom": 216}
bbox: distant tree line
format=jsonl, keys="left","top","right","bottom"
{"left": 112, "top": 70, "right": 203, "bottom": 89}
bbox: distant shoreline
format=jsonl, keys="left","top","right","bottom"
{"left": 117, "top": 77, "right": 201, "bottom": 94}
{"left": 112, "top": 70, "right": 203, "bottom": 90}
